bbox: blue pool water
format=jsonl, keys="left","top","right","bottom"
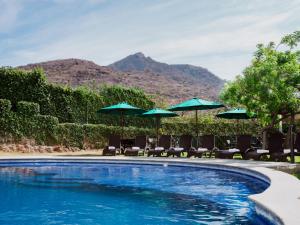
{"left": 0, "top": 162, "right": 272, "bottom": 225}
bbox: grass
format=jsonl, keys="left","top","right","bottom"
{"left": 293, "top": 173, "right": 300, "bottom": 179}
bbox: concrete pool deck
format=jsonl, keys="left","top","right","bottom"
{"left": 0, "top": 155, "right": 300, "bottom": 225}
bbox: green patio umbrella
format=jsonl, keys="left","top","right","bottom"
{"left": 168, "top": 97, "right": 224, "bottom": 137}
{"left": 216, "top": 108, "right": 256, "bottom": 120}
{"left": 141, "top": 108, "right": 178, "bottom": 142}
{"left": 97, "top": 102, "right": 145, "bottom": 135}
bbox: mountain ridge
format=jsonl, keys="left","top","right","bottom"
{"left": 18, "top": 53, "right": 225, "bottom": 103}
{"left": 109, "top": 52, "right": 222, "bottom": 83}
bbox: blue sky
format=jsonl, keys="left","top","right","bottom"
{"left": 0, "top": 0, "right": 299, "bottom": 80}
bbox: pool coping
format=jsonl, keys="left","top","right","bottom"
{"left": 0, "top": 156, "right": 299, "bottom": 225}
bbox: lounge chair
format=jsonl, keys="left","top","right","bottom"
{"left": 188, "top": 135, "right": 215, "bottom": 158}
{"left": 245, "top": 132, "right": 284, "bottom": 161}
{"left": 282, "top": 132, "right": 300, "bottom": 157}
{"left": 167, "top": 135, "right": 192, "bottom": 157}
{"left": 215, "top": 135, "right": 252, "bottom": 159}
{"left": 124, "top": 135, "right": 147, "bottom": 156}
{"left": 103, "top": 135, "right": 122, "bottom": 156}
{"left": 269, "top": 132, "right": 291, "bottom": 161}
{"left": 147, "top": 135, "right": 171, "bottom": 157}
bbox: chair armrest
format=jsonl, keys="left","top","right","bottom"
{"left": 190, "top": 147, "right": 196, "bottom": 151}
{"left": 212, "top": 147, "right": 219, "bottom": 152}
{"left": 245, "top": 147, "right": 255, "bottom": 154}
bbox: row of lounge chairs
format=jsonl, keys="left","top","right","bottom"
{"left": 103, "top": 132, "right": 300, "bottom": 161}
{"left": 103, "top": 135, "right": 213, "bottom": 157}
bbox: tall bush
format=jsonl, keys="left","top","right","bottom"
{"left": 0, "top": 99, "right": 12, "bottom": 114}
{"left": 0, "top": 67, "right": 155, "bottom": 126}
{"left": 0, "top": 100, "right": 59, "bottom": 144}
{"left": 162, "top": 121, "right": 261, "bottom": 136}
{"left": 17, "top": 101, "right": 40, "bottom": 117}
{"left": 57, "top": 123, "right": 155, "bottom": 148}
{"left": 0, "top": 67, "right": 51, "bottom": 112}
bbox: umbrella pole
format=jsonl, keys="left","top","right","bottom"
{"left": 195, "top": 110, "right": 199, "bottom": 146}
{"left": 120, "top": 111, "right": 124, "bottom": 140}
{"left": 156, "top": 117, "right": 160, "bottom": 145}
{"left": 195, "top": 110, "right": 198, "bottom": 136}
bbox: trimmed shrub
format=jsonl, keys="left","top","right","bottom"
{"left": 0, "top": 99, "right": 12, "bottom": 114}
{"left": 0, "top": 105, "right": 262, "bottom": 149}
{"left": 0, "top": 99, "right": 154, "bottom": 148}
{"left": 17, "top": 101, "right": 40, "bottom": 117}
{"left": 57, "top": 123, "right": 85, "bottom": 148}
{"left": 0, "top": 108, "right": 59, "bottom": 145}
{"left": 162, "top": 121, "right": 261, "bottom": 136}
{"left": 0, "top": 68, "right": 155, "bottom": 125}
{"left": 57, "top": 123, "right": 155, "bottom": 148}
{"left": 34, "top": 115, "right": 59, "bottom": 145}
{"left": 0, "top": 67, "right": 51, "bottom": 111}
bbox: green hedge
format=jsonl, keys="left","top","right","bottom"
{"left": 57, "top": 123, "right": 155, "bottom": 148}
{"left": 0, "top": 67, "right": 155, "bottom": 126}
{"left": 0, "top": 67, "right": 50, "bottom": 111}
{"left": 0, "top": 99, "right": 154, "bottom": 147}
{"left": 0, "top": 99, "right": 262, "bottom": 148}
{"left": 17, "top": 101, "right": 40, "bottom": 116}
{"left": 0, "top": 99, "right": 12, "bottom": 114}
{"left": 55, "top": 121, "right": 260, "bottom": 149}
{"left": 0, "top": 102, "right": 59, "bottom": 145}
{"left": 162, "top": 121, "right": 261, "bottom": 136}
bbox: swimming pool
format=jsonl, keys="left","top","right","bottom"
{"left": 0, "top": 162, "right": 274, "bottom": 225}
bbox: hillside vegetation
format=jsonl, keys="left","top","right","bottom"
{"left": 18, "top": 53, "right": 224, "bottom": 103}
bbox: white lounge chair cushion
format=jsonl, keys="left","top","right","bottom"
{"left": 228, "top": 148, "right": 240, "bottom": 153}
{"left": 173, "top": 147, "right": 184, "bottom": 151}
{"left": 155, "top": 147, "right": 164, "bottom": 151}
{"left": 108, "top": 146, "right": 116, "bottom": 150}
{"left": 256, "top": 149, "right": 269, "bottom": 154}
{"left": 284, "top": 149, "right": 298, "bottom": 154}
{"left": 132, "top": 147, "right": 140, "bottom": 150}
{"left": 197, "top": 148, "right": 208, "bottom": 152}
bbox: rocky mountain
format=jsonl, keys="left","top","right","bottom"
{"left": 18, "top": 53, "right": 225, "bottom": 103}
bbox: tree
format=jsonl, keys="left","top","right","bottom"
{"left": 280, "top": 31, "right": 300, "bottom": 50}
{"left": 220, "top": 31, "right": 300, "bottom": 129}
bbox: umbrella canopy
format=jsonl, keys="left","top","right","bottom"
{"left": 142, "top": 108, "right": 178, "bottom": 118}
{"left": 97, "top": 102, "right": 145, "bottom": 115}
{"left": 97, "top": 102, "right": 145, "bottom": 138}
{"left": 216, "top": 108, "right": 256, "bottom": 119}
{"left": 168, "top": 98, "right": 224, "bottom": 140}
{"left": 141, "top": 108, "right": 178, "bottom": 142}
{"left": 168, "top": 97, "right": 223, "bottom": 111}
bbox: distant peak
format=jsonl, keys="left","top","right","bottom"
{"left": 132, "top": 52, "right": 146, "bottom": 58}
